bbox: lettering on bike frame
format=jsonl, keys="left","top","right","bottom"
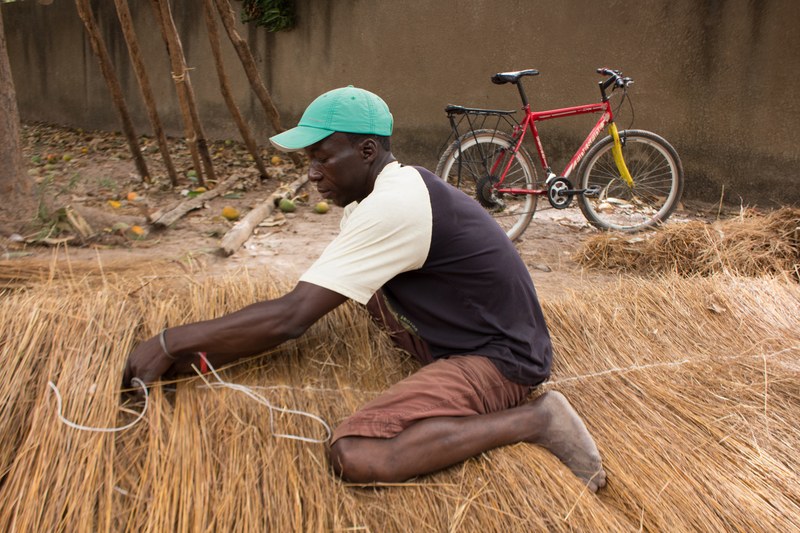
{"left": 495, "top": 101, "right": 613, "bottom": 195}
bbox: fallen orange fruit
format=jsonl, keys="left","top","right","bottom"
{"left": 221, "top": 206, "right": 240, "bottom": 221}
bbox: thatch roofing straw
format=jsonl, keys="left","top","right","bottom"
{"left": 576, "top": 207, "right": 800, "bottom": 280}
{"left": 1, "top": 261, "right": 799, "bottom": 531}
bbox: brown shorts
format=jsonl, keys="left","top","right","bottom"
{"left": 331, "top": 354, "right": 530, "bottom": 443}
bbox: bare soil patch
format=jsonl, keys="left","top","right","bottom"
{"left": 3, "top": 123, "right": 724, "bottom": 300}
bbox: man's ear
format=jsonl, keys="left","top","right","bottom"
{"left": 360, "top": 138, "right": 378, "bottom": 161}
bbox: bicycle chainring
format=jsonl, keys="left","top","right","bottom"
{"left": 476, "top": 175, "right": 505, "bottom": 210}
{"left": 547, "top": 177, "right": 574, "bottom": 209}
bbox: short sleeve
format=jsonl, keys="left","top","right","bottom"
{"left": 299, "top": 164, "right": 433, "bottom": 304}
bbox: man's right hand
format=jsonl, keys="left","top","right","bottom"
{"left": 122, "top": 334, "right": 175, "bottom": 389}
{"left": 121, "top": 282, "right": 349, "bottom": 389}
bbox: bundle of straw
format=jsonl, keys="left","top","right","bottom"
{"left": 0, "top": 256, "right": 185, "bottom": 292}
{"left": 577, "top": 207, "right": 800, "bottom": 280}
{"left": 0, "top": 261, "right": 798, "bottom": 531}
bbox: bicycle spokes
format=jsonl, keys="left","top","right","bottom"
{"left": 578, "top": 130, "right": 682, "bottom": 231}
{"left": 436, "top": 129, "right": 538, "bottom": 240}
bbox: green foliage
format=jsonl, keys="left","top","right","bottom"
{"left": 240, "top": 0, "right": 296, "bottom": 32}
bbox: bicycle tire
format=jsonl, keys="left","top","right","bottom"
{"left": 576, "top": 129, "right": 684, "bottom": 232}
{"left": 435, "top": 129, "right": 538, "bottom": 241}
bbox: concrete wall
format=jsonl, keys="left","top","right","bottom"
{"left": 4, "top": 0, "right": 799, "bottom": 206}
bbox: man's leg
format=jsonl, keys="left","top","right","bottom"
{"left": 328, "top": 356, "right": 606, "bottom": 492}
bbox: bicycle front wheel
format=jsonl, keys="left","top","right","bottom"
{"left": 435, "top": 129, "right": 538, "bottom": 241}
{"left": 577, "top": 129, "right": 684, "bottom": 232}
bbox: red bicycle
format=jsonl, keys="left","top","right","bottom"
{"left": 436, "top": 68, "right": 684, "bottom": 240}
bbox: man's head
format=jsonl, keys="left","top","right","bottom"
{"left": 269, "top": 86, "right": 393, "bottom": 152}
{"left": 270, "top": 87, "right": 395, "bottom": 207}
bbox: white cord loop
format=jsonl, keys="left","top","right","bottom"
{"left": 199, "top": 354, "right": 332, "bottom": 444}
{"left": 48, "top": 378, "right": 148, "bottom": 433}
{"left": 47, "top": 358, "right": 330, "bottom": 443}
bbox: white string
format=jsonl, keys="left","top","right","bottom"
{"left": 198, "top": 354, "right": 331, "bottom": 444}
{"left": 48, "top": 378, "right": 148, "bottom": 433}
{"left": 545, "top": 344, "right": 800, "bottom": 388}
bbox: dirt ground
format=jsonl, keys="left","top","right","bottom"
{"left": 3, "top": 123, "right": 719, "bottom": 300}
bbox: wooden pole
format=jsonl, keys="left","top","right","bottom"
{"left": 213, "top": 0, "right": 301, "bottom": 167}
{"left": 113, "top": 0, "right": 179, "bottom": 186}
{"left": 203, "top": 0, "right": 270, "bottom": 180}
{"left": 74, "top": 0, "right": 150, "bottom": 182}
{"left": 148, "top": 0, "right": 215, "bottom": 187}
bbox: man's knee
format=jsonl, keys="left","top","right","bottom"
{"left": 329, "top": 437, "right": 392, "bottom": 483}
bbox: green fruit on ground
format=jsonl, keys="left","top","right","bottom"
{"left": 313, "top": 201, "right": 329, "bottom": 214}
{"left": 278, "top": 198, "right": 296, "bottom": 213}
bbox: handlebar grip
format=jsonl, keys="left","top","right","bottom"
{"left": 597, "top": 67, "right": 622, "bottom": 77}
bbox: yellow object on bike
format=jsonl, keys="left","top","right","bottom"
{"left": 609, "top": 123, "right": 634, "bottom": 187}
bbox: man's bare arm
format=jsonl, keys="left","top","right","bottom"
{"left": 123, "top": 281, "right": 348, "bottom": 386}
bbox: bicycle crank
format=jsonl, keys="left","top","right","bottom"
{"left": 548, "top": 179, "right": 604, "bottom": 209}
{"left": 547, "top": 177, "right": 574, "bottom": 209}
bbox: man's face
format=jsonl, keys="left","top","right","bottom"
{"left": 304, "top": 132, "right": 371, "bottom": 207}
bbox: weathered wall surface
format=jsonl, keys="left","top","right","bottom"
{"left": 3, "top": 0, "right": 799, "bottom": 206}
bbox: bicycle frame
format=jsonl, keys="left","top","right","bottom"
{"left": 439, "top": 69, "right": 683, "bottom": 235}
{"left": 493, "top": 99, "right": 632, "bottom": 195}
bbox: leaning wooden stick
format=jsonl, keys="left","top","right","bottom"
{"left": 219, "top": 175, "right": 308, "bottom": 256}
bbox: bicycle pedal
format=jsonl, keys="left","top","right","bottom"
{"left": 583, "top": 185, "right": 602, "bottom": 197}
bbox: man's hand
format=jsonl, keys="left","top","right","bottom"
{"left": 121, "top": 282, "right": 348, "bottom": 389}
{"left": 123, "top": 334, "right": 175, "bottom": 388}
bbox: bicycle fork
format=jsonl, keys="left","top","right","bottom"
{"left": 608, "top": 122, "right": 634, "bottom": 187}
{"left": 546, "top": 123, "right": 633, "bottom": 209}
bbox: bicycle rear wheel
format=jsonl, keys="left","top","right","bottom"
{"left": 435, "top": 129, "right": 538, "bottom": 241}
{"left": 577, "top": 129, "right": 684, "bottom": 232}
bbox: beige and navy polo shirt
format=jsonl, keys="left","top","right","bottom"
{"left": 301, "top": 161, "right": 552, "bottom": 386}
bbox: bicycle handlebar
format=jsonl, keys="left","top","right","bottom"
{"left": 597, "top": 67, "right": 633, "bottom": 88}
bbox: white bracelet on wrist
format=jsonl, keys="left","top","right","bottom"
{"left": 158, "top": 328, "right": 176, "bottom": 360}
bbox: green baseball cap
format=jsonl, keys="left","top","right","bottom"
{"left": 269, "top": 86, "right": 393, "bottom": 152}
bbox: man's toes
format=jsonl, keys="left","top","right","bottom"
{"left": 586, "top": 468, "right": 606, "bottom": 492}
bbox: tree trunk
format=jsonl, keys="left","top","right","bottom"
{"left": 203, "top": 0, "right": 269, "bottom": 180}
{"left": 74, "top": 0, "right": 150, "bottom": 182}
{"left": 114, "top": 0, "right": 179, "bottom": 186}
{"left": 0, "top": 10, "right": 34, "bottom": 233}
{"left": 149, "top": 0, "right": 215, "bottom": 187}
{"left": 213, "top": 0, "right": 301, "bottom": 167}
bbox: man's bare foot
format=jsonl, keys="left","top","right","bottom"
{"left": 526, "top": 391, "right": 606, "bottom": 492}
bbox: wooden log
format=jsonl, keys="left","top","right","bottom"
{"left": 150, "top": 173, "right": 242, "bottom": 228}
{"left": 213, "top": 0, "right": 302, "bottom": 167}
{"left": 203, "top": 0, "right": 269, "bottom": 180}
{"left": 74, "top": 0, "right": 150, "bottom": 182}
{"left": 149, "top": 0, "right": 215, "bottom": 187}
{"left": 113, "top": 0, "right": 179, "bottom": 186}
{"left": 219, "top": 175, "right": 308, "bottom": 256}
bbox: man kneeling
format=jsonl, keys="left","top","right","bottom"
{"left": 123, "top": 86, "right": 606, "bottom": 492}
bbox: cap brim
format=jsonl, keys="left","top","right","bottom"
{"left": 269, "top": 126, "right": 334, "bottom": 152}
